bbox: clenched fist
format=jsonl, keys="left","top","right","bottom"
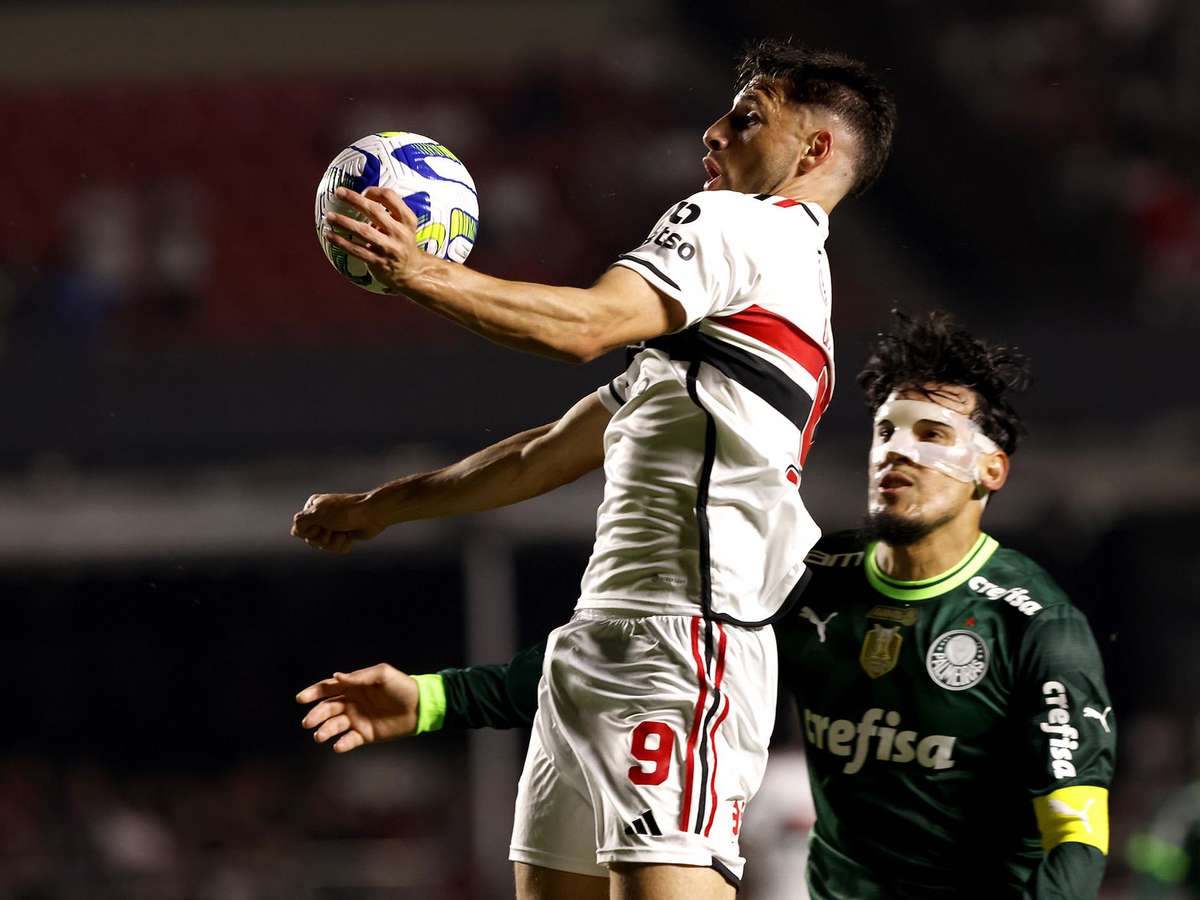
{"left": 291, "top": 492, "right": 385, "bottom": 554}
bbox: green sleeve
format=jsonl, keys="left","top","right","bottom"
{"left": 1016, "top": 605, "right": 1116, "bottom": 798}
{"left": 1022, "top": 843, "right": 1107, "bottom": 900}
{"left": 1017, "top": 606, "right": 1115, "bottom": 898}
{"left": 436, "top": 641, "right": 546, "bottom": 731}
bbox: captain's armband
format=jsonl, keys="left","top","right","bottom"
{"left": 1033, "top": 785, "right": 1110, "bottom": 855}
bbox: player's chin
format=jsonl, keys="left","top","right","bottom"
{"left": 862, "top": 508, "right": 936, "bottom": 547}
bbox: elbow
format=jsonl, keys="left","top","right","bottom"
{"left": 544, "top": 334, "right": 605, "bottom": 365}
{"left": 537, "top": 343, "right": 597, "bottom": 365}
{"left": 540, "top": 303, "right": 623, "bottom": 363}
{"left": 561, "top": 342, "right": 605, "bottom": 365}
{"left": 555, "top": 324, "right": 612, "bottom": 364}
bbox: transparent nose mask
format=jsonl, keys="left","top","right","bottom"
{"left": 870, "top": 397, "right": 999, "bottom": 485}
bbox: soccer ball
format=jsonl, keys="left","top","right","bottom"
{"left": 314, "top": 131, "right": 479, "bottom": 294}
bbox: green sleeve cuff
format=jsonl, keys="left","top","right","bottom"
{"left": 412, "top": 673, "right": 447, "bottom": 735}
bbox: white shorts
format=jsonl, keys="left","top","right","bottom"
{"left": 509, "top": 609, "right": 777, "bottom": 887}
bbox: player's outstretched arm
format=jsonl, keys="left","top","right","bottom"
{"left": 322, "top": 186, "right": 686, "bottom": 363}
{"left": 292, "top": 391, "right": 610, "bottom": 554}
{"left": 297, "top": 643, "right": 547, "bottom": 753}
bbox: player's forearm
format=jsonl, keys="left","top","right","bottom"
{"left": 364, "top": 424, "right": 573, "bottom": 525}
{"left": 363, "top": 392, "right": 607, "bottom": 531}
{"left": 438, "top": 641, "right": 546, "bottom": 731}
{"left": 404, "top": 257, "right": 611, "bottom": 363}
{"left": 1024, "top": 842, "right": 1107, "bottom": 900}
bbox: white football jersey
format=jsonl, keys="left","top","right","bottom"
{"left": 577, "top": 190, "right": 835, "bottom": 625}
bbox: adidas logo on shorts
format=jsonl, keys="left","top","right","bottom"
{"left": 624, "top": 809, "right": 663, "bottom": 836}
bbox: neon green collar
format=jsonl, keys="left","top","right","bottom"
{"left": 864, "top": 532, "right": 999, "bottom": 602}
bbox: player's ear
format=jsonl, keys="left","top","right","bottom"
{"left": 798, "top": 129, "right": 834, "bottom": 174}
{"left": 978, "top": 451, "right": 1009, "bottom": 494}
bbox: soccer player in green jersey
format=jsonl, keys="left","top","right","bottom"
{"left": 297, "top": 312, "right": 1115, "bottom": 898}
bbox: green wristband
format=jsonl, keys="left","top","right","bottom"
{"left": 412, "top": 673, "right": 447, "bottom": 735}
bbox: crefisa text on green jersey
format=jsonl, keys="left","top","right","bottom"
{"left": 968, "top": 573, "right": 1043, "bottom": 616}
{"left": 1041, "top": 681, "right": 1081, "bottom": 779}
{"left": 804, "top": 707, "right": 956, "bottom": 775}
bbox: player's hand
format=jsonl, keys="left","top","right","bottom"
{"left": 291, "top": 491, "right": 385, "bottom": 554}
{"left": 321, "top": 186, "right": 426, "bottom": 294}
{"left": 297, "top": 663, "right": 420, "bottom": 752}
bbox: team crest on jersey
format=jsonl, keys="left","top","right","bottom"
{"left": 926, "top": 630, "right": 989, "bottom": 691}
{"left": 860, "top": 624, "right": 903, "bottom": 678}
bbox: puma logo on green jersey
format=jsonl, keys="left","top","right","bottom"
{"left": 804, "top": 707, "right": 957, "bottom": 775}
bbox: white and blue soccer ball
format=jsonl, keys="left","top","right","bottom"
{"left": 315, "top": 131, "right": 479, "bottom": 294}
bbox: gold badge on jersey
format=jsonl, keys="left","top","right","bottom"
{"left": 867, "top": 605, "right": 919, "bottom": 626}
{"left": 860, "top": 624, "right": 903, "bottom": 679}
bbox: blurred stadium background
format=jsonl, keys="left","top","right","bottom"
{"left": 2, "top": 1, "right": 1198, "bottom": 897}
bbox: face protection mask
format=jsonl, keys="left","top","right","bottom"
{"left": 870, "top": 396, "right": 999, "bottom": 485}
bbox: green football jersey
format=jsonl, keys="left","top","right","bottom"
{"left": 428, "top": 530, "right": 1115, "bottom": 898}
{"left": 790, "top": 530, "right": 1114, "bottom": 899}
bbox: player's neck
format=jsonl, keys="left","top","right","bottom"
{"left": 873, "top": 515, "right": 984, "bottom": 583}
{"left": 774, "top": 173, "right": 843, "bottom": 215}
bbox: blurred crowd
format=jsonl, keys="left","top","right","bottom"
{"left": 930, "top": 0, "right": 1200, "bottom": 321}
{"left": 0, "top": 750, "right": 466, "bottom": 900}
{"left": 1, "top": 3, "right": 1195, "bottom": 360}
{"left": 0, "top": 43, "right": 712, "bottom": 357}
{"left": 2, "top": 6, "right": 1192, "bottom": 353}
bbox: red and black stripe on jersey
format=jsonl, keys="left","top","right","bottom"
{"left": 636, "top": 197, "right": 832, "bottom": 633}
{"left": 641, "top": 322, "right": 824, "bottom": 634}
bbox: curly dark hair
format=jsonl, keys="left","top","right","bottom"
{"left": 856, "top": 311, "right": 1031, "bottom": 454}
{"left": 736, "top": 38, "right": 897, "bottom": 197}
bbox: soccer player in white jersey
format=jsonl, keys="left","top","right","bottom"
{"left": 293, "top": 39, "right": 896, "bottom": 900}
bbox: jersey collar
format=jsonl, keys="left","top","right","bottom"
{"left": 864, "top": 532, "right": 999, "bottom": 602}
{"left": 752, "top": 194, "right": 830, "bottom": 235}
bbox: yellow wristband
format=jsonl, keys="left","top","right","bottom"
{"left": 412, "top": 674, "right": 447, "bottom": 735}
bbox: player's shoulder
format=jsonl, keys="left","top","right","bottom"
{"left": 653, "top": 189, "right": 748, "bottom": 227}
{"left": 652, "top": 191, "right": 826, "bottom": 261}
{"left": 673, "top": 188, "right": 756, "bottom": 208}
{"left": 969, "top": 543, "right": 1076, "bottom": 622}
{"left": 662, "top": 189, "right": 807, "bottom": 221}
{"left": 804, "top": 529, "right": 868, "bottom": 571}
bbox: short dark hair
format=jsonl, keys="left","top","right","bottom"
{"left": 856, "top": 311, "right": 1031, "bottom": 455}
{"left": 736, "top": 38, "right": 897, "bottom": 197}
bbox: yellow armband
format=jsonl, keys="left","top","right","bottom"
{"left": 1033, "top": 785, "right": 1109, "bottom": 855}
